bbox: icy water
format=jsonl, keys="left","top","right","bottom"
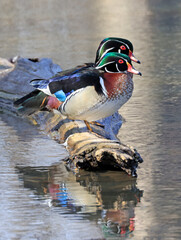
{"left": 0, "top": 0, "right": 181, "bottom": 239}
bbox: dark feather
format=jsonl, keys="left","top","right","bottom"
{"left": 14, "top": 90, "right": 41, "bottom": 106}
{"left": 14, "top": 63, "right": 99, "bottom": 115}
{"left": 14, "top": 90, "right": 48, "bottom": 115}
{"left": 31, "top": 65, "right": 104, "bottom": 96}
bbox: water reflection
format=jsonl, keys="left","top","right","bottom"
{"left": 16, "top": 164, "right": 143, "bottom": 238}
{"left": 0, "top": 0, "right": 181, "bottom": 238}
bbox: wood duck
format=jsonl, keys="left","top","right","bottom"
{"left": 95, "top": 37, "right": 140, "bottom": 64}
{"left": 14, "top": 37, "right": 140, "bottom": 116}
{"left": 19, "top": 53, "right": 141, "bottom": 128}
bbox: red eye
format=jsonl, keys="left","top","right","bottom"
{"left": 120, "top": 45, "right": 126, "bottom": 50}
{"left": 118, "top": 59, "right": 124, "bottom": 64}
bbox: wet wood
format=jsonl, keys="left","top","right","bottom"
{"left": 0, "top": 56, "right": 143, "bottom": 177}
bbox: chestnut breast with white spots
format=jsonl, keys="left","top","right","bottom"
{"left": 103, "top": 72, "right": 134, "bottom": 101}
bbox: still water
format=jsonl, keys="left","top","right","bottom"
{"left": 0, "top": 0, "right": 181, "bottom": 239}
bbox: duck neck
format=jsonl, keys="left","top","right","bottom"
{"left": 102, "top": 72, "right": 133, "bottom": 98}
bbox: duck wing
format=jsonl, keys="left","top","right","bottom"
{"left": 30, "top": 64, "right": 104, "bottom": 100}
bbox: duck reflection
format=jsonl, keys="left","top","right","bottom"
{"left": 76, "top": 170, "right": 142, "bottom": 237}
{"left": 16, "top": 163, "right": 143, "bottom": 237}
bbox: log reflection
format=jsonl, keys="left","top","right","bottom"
{"left": 16, "top": 164, "right": 143, "bottom": 237}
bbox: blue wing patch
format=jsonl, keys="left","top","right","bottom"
{"left": 54, "top": 90, "right": 66, "bottom": 101}
{"left": 54, "top": 90, "right": 74, "bottom": 101}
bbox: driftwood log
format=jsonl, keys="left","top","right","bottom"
{"left": 0, "top": 57, "right": 143, "bottom": 177}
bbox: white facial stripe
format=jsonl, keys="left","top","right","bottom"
{"left": 99, "top": 77, "right": 108, "bottom": 97}
{"left": 99, "top": 40, "right": 111, "bottom": 55}
{"left": 100, "top": 39, "right": 130, "bottom": 51}
{"left": 105, "top": 67, "right": 114, "bottom": 73}
{"left": 96, "top": 47, "right": 115, "bottom": 64}
{"left": 116, "top": 64, "right": 120, "bottom": 72}
{"left": 96, "top": 60, "right": 115, "bottom": 69}
{"left": 96, "top": 55, "right": 130, "bottom": 73}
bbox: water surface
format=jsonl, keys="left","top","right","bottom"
{"left": 0, "top": 0, "right": 181, "bottom": 239}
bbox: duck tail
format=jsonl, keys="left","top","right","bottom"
{"left": 14, "top": 90, "right": 49, "bottom": 115}
{"left": 14, "top": 90, "right": 62, "bottom": 115}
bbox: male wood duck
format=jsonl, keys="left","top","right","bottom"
{"left": 78, "top": 37, "right": 140, "bottom": 68}
{"left": 14, "top": 37, "right": 140, "bottom": 116}
{"left": 95, "top": 37, "right": 140, "bottom": 64}
{"left": 15, "top": 53, "right": 141, "bottom": 130}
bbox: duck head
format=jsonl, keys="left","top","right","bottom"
{"left": 96, "top": 52, "right": 142, "bottom": 75}
{"left": 95, "top": 37, "right": 140, "bottom": 64}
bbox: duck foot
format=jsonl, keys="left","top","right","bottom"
{"left": 84, "top": 120, "right": 104, "bottom": 138}
{"left": 84, "top": 120, "right": 93, "bottom": 132}
{"left": 90, "top": 121, "right": 104, "bottom": 128}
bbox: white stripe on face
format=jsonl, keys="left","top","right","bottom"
{"left": 96, "top": 61, "right": 115, "bottom": 69}
{"left": 96, "top": 47, "right": 115, "bottom": 64}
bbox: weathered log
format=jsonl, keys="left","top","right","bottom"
{"left": 0, "top": 56, "right": 143, "bottom": 177}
